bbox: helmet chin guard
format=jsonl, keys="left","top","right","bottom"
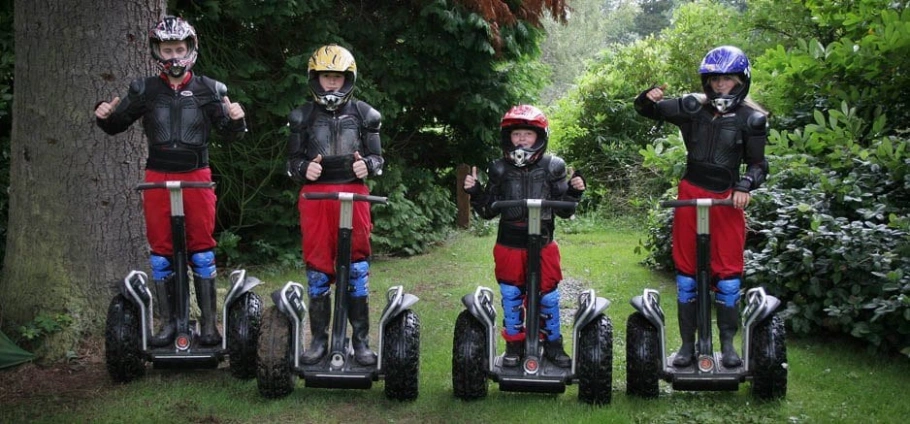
{"left": 507, "top": 148, "right": 536, "bottom": 168}
{"left": 711, "top": 96, "right": 737, "bottom": 113}
{"left": 319, "top": 93, "right": 345, "bottom": 111}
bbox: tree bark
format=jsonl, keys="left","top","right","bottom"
{"left": 1, "top": 0, "right": 165, "bottom": 359}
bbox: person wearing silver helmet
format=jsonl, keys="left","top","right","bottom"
{"left": 95, "top": 16, "right": 247, "bottom": 348}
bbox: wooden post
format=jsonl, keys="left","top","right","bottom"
{"left": 456, "top": 164, "right": 471, "bottom": 228}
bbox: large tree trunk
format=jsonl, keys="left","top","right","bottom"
{"left": 0, "top": 0, "right": 165, "bottom": 360}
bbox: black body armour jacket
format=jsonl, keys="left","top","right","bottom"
{"left": 468, "top": 155, "right": 583, "bottom": 248}
{"left": 286, "top": 100, "right": 384, "bottom": 184}
{"left": 635, "top": 91, "right": 769, "bottom": 192}
{"left": 96, "top": 74, "right": 246, "bottom": 172}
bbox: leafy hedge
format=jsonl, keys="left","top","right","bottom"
{"left": 746, "top": 105, "right": 910, "bottom": 356}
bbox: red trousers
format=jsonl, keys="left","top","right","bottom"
{"left": 493, "top": 241, "right": 563, "bottom": 293}
{"left": 298, "top": 183, "right": 372, "bottom": 276}
{"left": 672, "top": 179, "right": 745, "bottom": 278}
{"left": 143, "top": 168, "right": 216, "bottom": 256}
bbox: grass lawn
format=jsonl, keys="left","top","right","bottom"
{"left": 2, "top": 228, "right": 909, "bottom": 423}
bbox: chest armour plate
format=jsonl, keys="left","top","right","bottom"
{"left": 499, "top": 164, "right": 554, "bottom": 222}
{"left": 686, "top": 112, "right": 743, "bottom": 166}
{"left": 144, "top": 81, "right": 211, "bottom": 147}
{"left": 307, "top": 110, "right": 361, "bottom": 158}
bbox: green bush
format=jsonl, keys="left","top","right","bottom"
{"left": 370, "top": 161, "right": 456, "bottom": 256}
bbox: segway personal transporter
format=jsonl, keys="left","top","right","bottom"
{"left": 256, "top": 192, "right": 421, "bottom": 400}
{"left": 452, "top": 199, "right": 613, "bottom": 405}
{"left": 626, "top": 198, "right": 787, "bottom": 400}
{"left": 104, "top": 181, "right": 264, "bottom": 383}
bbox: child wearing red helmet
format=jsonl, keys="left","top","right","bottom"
{"left": 464, "top": 105, "right": 586, "bottom": 368}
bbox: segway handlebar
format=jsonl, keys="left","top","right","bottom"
{"left": 136, "top": 181, "right": 216, "bottom": 191}
{"left": 302, "top": 192, "right": 388, "bottom": 204}
{"left": 491, "top": 199, "right": 577, "bottom": 212}
{"left": 660, "top": 198, "right": 734, "bottom": 208}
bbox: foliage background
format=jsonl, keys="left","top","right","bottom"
{"left": 550, "top": 0, "right": 910, "bottom": 355}
{"left": 167, "top": 0, "right": 557, "bottom": 266}
{"left": 0, "top": 0, "right": 908, "bottom": 357}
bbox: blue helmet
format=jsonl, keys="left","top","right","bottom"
{"left": 698, "top": 46, "right": 751, "bottom": 113}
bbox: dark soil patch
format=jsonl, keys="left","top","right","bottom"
{"left": 0, "top": 338, "right": 111, "bottom": 408}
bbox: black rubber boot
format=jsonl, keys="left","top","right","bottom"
{"left": 717, "top": 303, "right": 742, "bottom": 368}
{"left": 194, "top": 276, "right": 222, "bottom": 346}
{"left": 150, "top": 276, "right": 176, "bottom": 347}
{"left": 348, "top": 296, "right": 377, "bottom": 366}
{"left": 544, "top": 336, "right": 572, "bottom": 368}
{"left": 672, "top": 301, "right": 697, "bottom": 367}
{"left": 300, "top": 293, "right": 331, "bottom": 365}
{"left": 502, "top": 341, "right": 523, "bottom": 367}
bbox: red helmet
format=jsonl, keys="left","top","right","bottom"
{"left": 149, "top": 16, "right": 198, "bottom": 78}
{"left": 500, "top": 105, "right": 549, "bottom": 167}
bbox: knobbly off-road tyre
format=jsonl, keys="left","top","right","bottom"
{"left": 452, "top": 310, "right": 488, "bottom": 400}
{"left": 750, "top": 313, "right": 787, "bottom": 401}
{"left": 104, "top": 295, "right": 146, "bottom": 383}
{"left": 626, "top": 312, "right": 661, "bottom": 399}
{"left": 256, "top": 306, "right": 295, "bottom": 398}
{"left": 576, "top": 314, "right": 613, "bottom": 405}
{"left": 228, "top": 291, "right": 263, "bottom": 379}
{"left": 382, "top": 309, "right": 421, "bottom": 401}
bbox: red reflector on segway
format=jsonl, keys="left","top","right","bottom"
{"left": 176, "top": 335, "right": 190, "bottom": 350}
{"left": 698, "top": 356, "right": 714, "bottom": 372}
{"left": 525, "top": 358, "right": 539, "bottom": 373}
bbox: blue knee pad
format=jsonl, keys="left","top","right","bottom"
{"left": 540, "top": 289, "right": 562, "bottom": 341}
{"left": 500, "top": 283, "right": 525, "bottom": 337}
{"left": 191, "top": 251, "right": 216, "bottom": 278}
{"left": 716, "top": 278, "right": 741, "bottom": 307}
{"left": 307, "top": 270, "right": 331, "bottom": 297}
{"left": 348, "top": 261, "right": 370, "bottom": 298}
{"left": 676, "top": 274, "right": 697, "bottom": 303}
{"left": 150, "top": 255, "right": 173, "bottom": 280}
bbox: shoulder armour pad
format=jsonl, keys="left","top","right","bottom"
{"left": 288, "top": 104, "right": 313, "bottom": 126}
{"left": 197, "top": 76, "right": 226, "bottom": 97}
{"left": 129, "top": 78, "right": 148, "bottom": 96}
{"left": 488, "top": 160, "right": 506, "bottom": 178}
{"left": 214, "top": 81, "right": 228, "bottom": 97}
{"left": 546, "top": 155, "right": 567, "bottom": 178}
{"left": 357, "top": 101, "right": 382, "bottom": 131}
{"left": 681, "top": 94, "right": 703, "bottom": 114}
{"left": 747, "top": 111, "right": 768, "bottom": 131}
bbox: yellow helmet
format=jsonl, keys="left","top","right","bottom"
{"left": 307, "top": 44, "right": 357, "bottom": 110}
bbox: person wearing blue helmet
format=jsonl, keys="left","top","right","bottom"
{"left": 634, "top": 45, "right": 770, "bottom": 368}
